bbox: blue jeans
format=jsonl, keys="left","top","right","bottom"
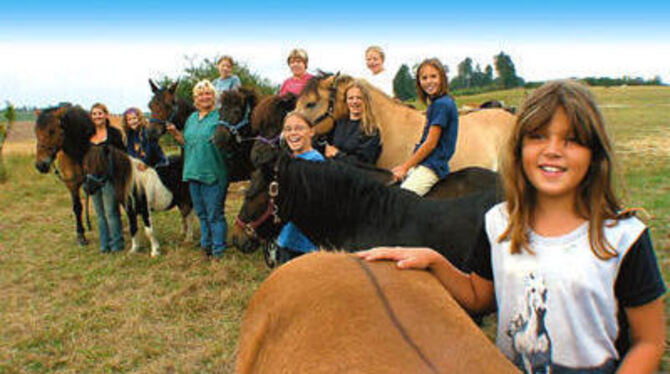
{"left": 92, "top": 181, "right": 124, "bottom": 252}
{"left": 189, "top": 180, "right": 228, "bottom": 257}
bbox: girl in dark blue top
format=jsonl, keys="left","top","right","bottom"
{"left": 123, "top": 107, "right": 166, "bottom": 169}
{"left": 391, "top": 58, "right": 458, "bottom": 196}
{"left": 323, "top": 80, "right": 381, "bottom": 166}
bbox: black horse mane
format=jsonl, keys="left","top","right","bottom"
{"left": 272, "top": 155, "right": 500, "bottom": 269}
{"left": 37, "top": 104, "right": 95, "bottom": 163}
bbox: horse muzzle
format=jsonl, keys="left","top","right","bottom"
{"left": 35, "top": 160, "right": 52, "bottom": 174}
{"left": 231, "top": 226, "right": 259, "bottom": 254}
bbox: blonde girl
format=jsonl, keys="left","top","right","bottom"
{"left": 323, "top": 80, "right": 381, "bottom": 165}
{"left": 360, "top": 80, "right": 665, "bottom": 373}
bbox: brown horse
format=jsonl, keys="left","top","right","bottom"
{"left": 236, "top": 251, "right": 519, "bottom": 373}
{"left": 296, "top": 74, "right": 515, "bottom": 170}
{"left": 34, "top": 104, "right": 95, "bottom": 245}
{"left": 146, "top": 80, "right": 196, "bottom": 141}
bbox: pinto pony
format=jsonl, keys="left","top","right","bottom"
{"left": 34, "top": 104, "right": 95, "bottom": 245}
{"left": 295, "top": 73, "right": 515, "bottom": 171}
{"left": 83, "top": 145, "right": 192, "bottom": 256}
{"left": 230, "top": 153, "right": 501, "bottom": 271}
{"left": 235, "top": 251, "right": 520, "bottom": 373}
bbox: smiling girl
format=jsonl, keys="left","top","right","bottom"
{"left": 391, "top": 58, "right": 458, "bottom": 196}
{"left": 279, "top": 49, "right": 314, "bottom": 97}
{"left": 276, "top": 111, "right": 324, "bottom": 264}
{"left": 360, "top": 80, "right": 666, "bottom": 373}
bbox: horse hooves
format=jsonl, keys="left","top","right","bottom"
{"left": 77, "top": 236, "right": 89, "bottom": 246}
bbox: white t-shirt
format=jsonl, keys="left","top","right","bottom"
{"left": 473, "top": 202, "right": 664, "bottom": 373}
{"left": 364, "top": 69, "right": 394, "bottom": 97}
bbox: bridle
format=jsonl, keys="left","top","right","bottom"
{"left": 218, "top": 101, "right": 252, "bottom": 144}
{"left": 312, "top": 74, "right": 340, "bottom": 126}
{"left": 235, "top": 159, "right": 282, "bottom": 239}
{"left": 149, "top": 90, "right": 180, "bottom": 132}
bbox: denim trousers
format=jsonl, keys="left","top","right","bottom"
{"left": 189, "top": 180, "right": 228, "bottom": 256}
{"left": 91, "top": 181, "right": 124, "bottom": 252}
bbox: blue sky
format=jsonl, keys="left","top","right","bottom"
{"left": 2, "top": 0, "right": 669, "bottom": 111}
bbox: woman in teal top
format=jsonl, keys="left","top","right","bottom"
{"left": 167, "top": 80, "right": 228, "bottom": 258}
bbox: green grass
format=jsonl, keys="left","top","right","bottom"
{"left": 1, "top": 86, "right": 668, "bottom": 372}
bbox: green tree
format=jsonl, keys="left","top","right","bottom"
{"left": 494, "top": 52, "right": 524, "bottom": 89}
{"left": 155, "top": 55, "right": 278, "bottom": 102}
{"left": 393, "top": 64, "right": 417, "bottom": 101}
{"left": 0, "top": 101, "right": 15, "bottom": 182}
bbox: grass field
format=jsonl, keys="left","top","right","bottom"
{"left": 1, "top": 86, "right": 668, "bottom": 372}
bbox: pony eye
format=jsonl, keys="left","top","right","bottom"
{"left": 306, "top": 102, "right": 316, "bottom": 109}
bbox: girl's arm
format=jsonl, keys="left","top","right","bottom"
{"left": 357, "top": 247, "right": 495, "bottom": 313}
{"left": 616, "top": 297, "right": 666, "bottom": 373}
{"left": 391, "top": 126, "right": 441, "bottom": 180}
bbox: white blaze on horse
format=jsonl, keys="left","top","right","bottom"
{"left": 295, "top": 73, "right": 515, "bottom": 171}
{"left": 235, "top": 251, "right": 520, "bottom": 373}
{"left": 83, "top": 145, "right": 185, "bottom": 257}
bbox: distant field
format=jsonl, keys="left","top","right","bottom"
{"left": 1, "top": 85, "right": 668, "bottom": 372}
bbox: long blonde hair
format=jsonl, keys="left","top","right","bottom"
{"left": 499, "top": 80, "right": 625, "bottom": 259}
{"left": 343, "top": 80, "right": 379, "bottom": 137}
{"left": 121, "top": 107, "right": 147, "bottom": 134}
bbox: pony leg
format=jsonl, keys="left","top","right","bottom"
{"left": 126, "top": 205, "right": 140, "bottom": 253}
{"left": 71, "top": 188, "right": 88, "bottom": 245}
{"left": 141, "top": 210, "right": 160, "bottom": 257}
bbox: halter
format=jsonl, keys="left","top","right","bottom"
{"left": 149, "top": 90, "right": 180, "bottom": 129}
{"left": 235, "top": 159, "right": 281, "bottom": 238}
{"left": 312, "top": 77, "right": 339, "bottom": 125}
{"left": 217, "top": 102, "right": 252, "bottom": 144}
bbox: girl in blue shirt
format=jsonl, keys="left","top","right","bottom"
{"left": 391, "top": 58, "right": 458, "bottom": 196}
{"left": 276, "top": 111, "right": 324, "bottom": 264}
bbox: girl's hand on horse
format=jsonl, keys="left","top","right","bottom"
{"left": 324, "top": 144, "right": 339, "bottom": 158}
{"left": 356, "top": 247, "right": 443, "bottom": 270}
{"left": 137, "top": 163, "right": 147, "bottom": 171}
{"left": 391, "top": 165, "right": 408, "bottom": 182}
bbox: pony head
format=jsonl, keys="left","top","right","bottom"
{"left": 146, "top": 79, "right": 179, "bottom": 141}
{"left": 213, "top": 87, "right": 258, "bottom": 150}
{"left": 295, "top": 72, "right": 351, "bottom": 135}
{"left": 34, "top": 104, "right": 94, "bottom": 173}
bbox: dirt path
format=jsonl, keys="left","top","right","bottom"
{"left": 3, "top": 121, "right": 35, "bottom": 155}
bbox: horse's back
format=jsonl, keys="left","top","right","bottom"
{"left": 235, "top": 252, "right": 518, "bottom": 374}
{"left": 450, "top": 108, "right": 515, "bottom": 171}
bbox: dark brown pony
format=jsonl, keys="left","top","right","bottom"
{"left": 212, "top": 87, "right": 260, "bottom": 182}
{"left": 230, "top": 152, "right": 502, "bottom": 272}
{"left": 236, "top": 251, "right": 519, "bottom": 373}
{"left": 83, "top": 145, "right": 181, "bottom": 257}
{"left": 146, "top": 80, "right": 196, "bottom": 140}
{"left": 34, "top": 104, "right": 95, "bottom": 245}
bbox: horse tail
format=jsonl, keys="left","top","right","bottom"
{"left": 131, "top": 158, "right": 173, "bottom": 211}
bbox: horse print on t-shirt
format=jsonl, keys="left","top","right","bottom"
{"left": 507, "top": 273, "right": 553, "bottom": 373}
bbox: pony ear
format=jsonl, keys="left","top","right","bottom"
{"left": 168, "top": 81, "right": 179, "bottom": 94}
{"left": 149, "top": 79, "right": 160, "bottom": 93}
{"left": 35, "top": 109, "right": 42, "bottom": 117}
